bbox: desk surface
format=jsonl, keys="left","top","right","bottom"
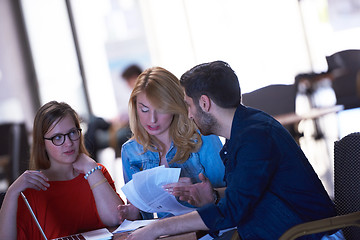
{"left": 274, "top": 105, "right": 344, "bottom": 126}
{"left": 112, "top": 231, "right": 197, "bottom": 240}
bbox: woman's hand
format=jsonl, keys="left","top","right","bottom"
{"left": 72, "top": 153, "right": 98, "bottom": 174}
{"left": 0, "top": 170, "right": 49, "bottom": 240}
{"left": 118, "top": 203, "right": 141, "bottom": 223}
{"left": 8, "top": 170, "right": 49, "bottom": 194}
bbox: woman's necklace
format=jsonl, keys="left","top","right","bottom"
{"left": 159, "top": 152, "right": 169, "bottom": 167}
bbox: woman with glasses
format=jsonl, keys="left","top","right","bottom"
{"left": 0, "top": 101, "right": 124, "bottom": 240}
{"left": 118, "top": 67, "right": 225, "bottom": 221}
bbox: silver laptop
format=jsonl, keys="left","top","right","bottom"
{"left": 20, "top": 192, "right": 113, "bottom": 240}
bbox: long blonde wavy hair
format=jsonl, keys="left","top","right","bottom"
{"left": 129, "top": 66, "right": 202, "bottom": 163}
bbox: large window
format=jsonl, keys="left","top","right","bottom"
{"left": 21, "top": 0, "right": 151, "bottom": 120}
{"left": 20, "top": 0, "right": 360, "bottom": 118}
{"left": 70, "top": 0, "right": 151, "bottom": 119}
{"left": 300, "top": 0, "right": 360, "bottom": 72}
{"left": 139, "top": 0, "right": 311, "bottom": 94}
{"left": 20, "top": 0, "right": 89, "bottom": 117}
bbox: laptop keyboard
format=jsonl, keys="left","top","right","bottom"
{"left": 54, "top": 234, "right": 85, "bottom": 240}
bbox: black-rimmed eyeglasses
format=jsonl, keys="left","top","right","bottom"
{"left": 44, "top": 128, "right": 82, "bottom": 146}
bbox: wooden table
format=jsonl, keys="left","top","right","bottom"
{"left": 112, "top": 230, "right": 197, "bottom": 240}
{"left": 274, "top": 105, "right": 344, "bottom": 126}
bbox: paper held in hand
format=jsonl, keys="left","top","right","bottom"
{"left": 121, "top": 166, "right": 195, "bottom": 215}
{"left": 113, "top": 219, "right": 158, "bottom": 233}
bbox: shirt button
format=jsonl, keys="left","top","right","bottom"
{"left": 224, "top": 151, "right": 227, "bottom": 155}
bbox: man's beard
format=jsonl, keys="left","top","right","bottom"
{"left": 193, "top": 106, "right": 217, "bottom": 136}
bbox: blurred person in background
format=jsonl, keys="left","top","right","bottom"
{"left": 85, "top": 64, "right": 142, "bottom": 160}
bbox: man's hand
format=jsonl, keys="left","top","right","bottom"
{"left": 126, "top": 225, "right": 158, "bottom": 240}
{"left": 126, "top": 211, "right": 208, "bottom": 240}
{"left": 118, "top": 203, "right": 141, "bottom": 223}
{"left": 163, "top": 173, "right": 214, "bottom": 207}
{"left": 164, "top": 177, "right": 192, "bottom": 188}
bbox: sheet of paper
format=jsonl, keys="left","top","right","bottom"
{"left": 121, "top": 166, "right": 195, "bottom": 215}
{"left": 82, "top": 228, "right": 113, "bottom": 240}
{"left": 112, "top": 219, "right": 158, "bottom": 233}
{"left": 198, "top": 227, "right": 238, "bottom": 240}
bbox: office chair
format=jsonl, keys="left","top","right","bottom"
{"left": 0, "top": 191, "right": 5, "bottom": 208}
{"left": 0, "top": 123, "right": 29, "bottom": 184}
{"left": 334, "top": 132, "right": 360, "bottom": 239}
{"left": 242, "top": 84, "right": 297, "bottom": 117}
{"left": 242, "top": 84, "right": 300, "bottom": 143}
{"left": 326, "top": 49, "right": 360, "bottom": 110}
{"left": 279, "top": 132, "right": 360, "bottom": 240}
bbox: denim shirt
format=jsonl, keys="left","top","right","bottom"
{"left": 197, "top": 105, "right": 337, "bottom": 240}
{"left": 121, "top": 134, "right": 226, "bottom": 218}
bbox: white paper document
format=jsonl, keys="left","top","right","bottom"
{"left": 112, "top": 219, "right": 158, "bottom": 233}
{"left": 121, "top": 166, "right": 195, "bottom": 216}
{"left": 80, "top": 228, "right": 113, "bottom": 240}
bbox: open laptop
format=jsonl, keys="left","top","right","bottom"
{"left": 20, "top": 192, "right": 113, "bottom": 240}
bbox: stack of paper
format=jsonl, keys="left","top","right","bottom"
{"left": 121, "top": 166, "right": 195, "bottom": 215}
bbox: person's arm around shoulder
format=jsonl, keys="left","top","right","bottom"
{"left": 127, "top": 211, "right": 208, "bottom": 240}
{"left": 73, "top": 153, "right": 123, "bottom": 226}
{"left": 0, "top": 170, "right": 49, "bottom": 240}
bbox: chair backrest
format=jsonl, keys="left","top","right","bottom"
{"left": 0, "top": 191, "right": 5, "bottom": 208}
{"left": 0, "top": 123, "right": 29, "bottom": 184}
{"left": 242, "top": 84, "right": 297, "bottom": 117}
{"left": 279, "top": 132, "right": 360, "bottom": 240}
{"left": 242, "top": 84, "right": 300, "bottom": 142}
{"left": 326, "top": 49, "right": 360, "bottom": 110}
{"left": 334, "top": 132, "right": 360, "bottom": 239}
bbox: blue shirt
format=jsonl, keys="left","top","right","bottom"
{"left": 197, "top": 105, "right": 336, "bottom": 240}
{"left": 121, "top": 134, "right": 226, "bottom": 218}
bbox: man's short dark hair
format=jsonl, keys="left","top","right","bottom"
{"left": 180, "top": 60, "right": 241, "bottom": 108}
{"left": 121, "top": 64, "right": 143, "bottom": 82}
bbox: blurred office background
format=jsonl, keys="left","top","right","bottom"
{"left": 1, "top": 0, "right": 360, "bottom": 198}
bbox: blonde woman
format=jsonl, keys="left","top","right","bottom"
{"left": 119, "top": 67, "right": 225, "bottom": 221}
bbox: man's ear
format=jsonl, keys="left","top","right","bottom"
{"left": 199, "top": 95, "right": 211, "bottom": 112}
